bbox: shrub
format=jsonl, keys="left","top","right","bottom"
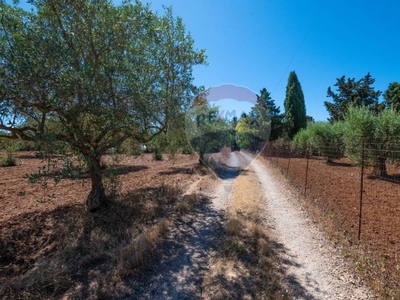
{"left": 0, "top": 139, "right": 19, "bottom": 167}
{"left": 309, "top": 122, "right": 344, "bottom": 162}
{"left": 0, "top": 151, "right": 17, "bottom": 167}
{"left": 292, "top": 127, "right": 313, "bottom": 155}
{"left": 292, "top": 122, "right": 344, "bottom": 162}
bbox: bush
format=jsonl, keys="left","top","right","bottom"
{"left": 0, "top": 138, "right": 20, "bottom": 167}
{"left": 152, "top": 148, "right": 163, "bottom": 161}
{"left": 0, "top": 151, "right": 17, "bottom": 167}
{"left": 292, "top": 122, "right": 344, "bottom": 162}
{"left": 292, "top": 128, "right": 313, "bottom": 155}
{"left": 310, "top": 122, "right": 344, "bottom": 162}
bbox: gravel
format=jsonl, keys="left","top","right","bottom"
{"left": 240, "top": 151, "right": 375, "bottom": 300}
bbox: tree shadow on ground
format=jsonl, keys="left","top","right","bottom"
{"left": 209, "top": 162, "right": 248, "bottom": 180}
{"left": 367, "top": 173, "right": 400, "bottom": 184}
{"left": 124, "top": 197, "right": 222, "bottom": 299}
{"left": 107, "top": 165, "right": 148, "bottom": 176}
{"left": 326, "top": 160, "right": 354, "bottom": 167}
{"left": 24, "top": 164, "right": 148, "bottom": 181}
{"left": 0, "top": 182, "right": 197, "bottom": 299}
{"left": 271, "top": 240, "right": 323, "bottom": 300}
{"left": 158, "top": 167, "right": 194, "bottom": 176}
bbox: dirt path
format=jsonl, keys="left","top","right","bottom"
{"left": 126, "top": 153, "right": 242, "bottom": 299}
{"left": 128, "top": 151, "right": 375, "bottom": 299}
{"left": 239, "top": 151, "right": 375, "bottom": 299}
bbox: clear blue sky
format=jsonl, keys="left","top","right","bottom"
{"left": 145, "top": 0, "right": 400, "bottom": 121}
{"left": 15, "top": 0, "right": 400, "bottom": 121}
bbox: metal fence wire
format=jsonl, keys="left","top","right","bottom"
{"left": 262, "top": 137, "right": 400, "bottom": 291}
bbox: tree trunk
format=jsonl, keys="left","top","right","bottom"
{"left": 86, "top": 155, "right": 106, "bottom": 212}
{"left": 373, "top": 156, "right": 388, "bottom": 178}
{"left": 199, "top": 150, "right": 205, "bottom": 165}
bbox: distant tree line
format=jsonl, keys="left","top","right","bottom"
{"left": 292, "top": 73, "right": 400, "bottom": 178}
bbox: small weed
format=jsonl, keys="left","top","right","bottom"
{"left": 36, "top": 194, "right": 56, "bottom": 204}
{"left": 176, "top": 194, "right": 200, "bottom": 214}
{"left": 231, "top": 241, "right": 243, "bottom": 253}
{"left": 160, "top": 182, "right": 182, "bottom": 198}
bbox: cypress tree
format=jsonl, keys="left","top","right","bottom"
{"left": 284, "top": 71, "right": 307, "bottom": 138}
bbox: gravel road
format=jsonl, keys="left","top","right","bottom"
{"left": 239, "top": 151, "right": 375, "bottom": 300}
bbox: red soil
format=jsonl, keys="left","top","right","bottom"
{"left": 265, "top": 153, "right": 400, "bottom": 287}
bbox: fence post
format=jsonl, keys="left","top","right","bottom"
{"left": 304, "top": 153, "right": 309, "bottom": 196}
{"left": 358, "top": 140, "right": 365, "bottom": 241}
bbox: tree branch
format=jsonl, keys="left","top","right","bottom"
{"left": 0, "top": 124, "right": 36, "bottom": 140}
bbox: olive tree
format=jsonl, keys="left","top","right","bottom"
{"left": 185, "top": 101, "right": 231, "bottom": 164}
{"left": 0, "top": 0, "right": 206, "bottom": 211}
{"left": 343, "top": 107, "right": 400, "bottom": 177}
{"left": 292, "top": 122, "right": 344, "bottom": 162}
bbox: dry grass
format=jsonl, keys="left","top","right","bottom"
{"left": 1, "top": 175, "right": 206, "bottom": 299}
{"left": 115, "top": 218, "right": 173, "bottom": 279}
{"left": 202, "top": 169, "right": 288, "bottom": 299}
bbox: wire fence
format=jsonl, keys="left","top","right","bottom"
{"left": 262, "top": 138, "right": 400, "bottom": 292}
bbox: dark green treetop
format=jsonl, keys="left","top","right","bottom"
{"left": 257, "top": 88, "right": 284, "bottom": 141}
{"left": 324, "top": 73, "right": 383, "bottom": 122}
{"left": 284, "top": 71, "right": 307, "bottom": 138}
{"left": 384, "top": 82, "right": 400, "bottom": 112}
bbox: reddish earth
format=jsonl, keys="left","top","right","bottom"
{"left": 0, "top": 151, "right": 205, "bottom": 298}
{"left": 263, "top": 150, "right": 400, "bottom": 291}
{"left": 0, "top": 152, "right": 200, "bottom": 223}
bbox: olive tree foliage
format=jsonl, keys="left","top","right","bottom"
{"left": 343, "top": 106, "right": 400, "bottom": 177}
{"left": 185, "top": 97, "right": 231, "bottom": 165}
{"left": 292, "top": 122, "right": 344, "bottom": 162}
{"left": 0, "top": 0, "right": 206, "bottom": 211}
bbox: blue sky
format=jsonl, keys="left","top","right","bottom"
{"left": 15, "top": 0, "right": 400, "bottom": 121}
{"left": 145, "top": 0, "right": 400, "bottom": 121}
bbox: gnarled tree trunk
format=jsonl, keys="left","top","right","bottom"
{"left": 86, "top": 155, "right": 106, "bottom": 212}
{"left": 372, "top": 156, "right": 388, "bottom": 178}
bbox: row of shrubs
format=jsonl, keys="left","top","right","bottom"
{"left": 290, "top": 106, "right": 400, "bottom": 176}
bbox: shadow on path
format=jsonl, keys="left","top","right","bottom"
{"left": 124, "top": 197, "right": 225, "bottom": 300}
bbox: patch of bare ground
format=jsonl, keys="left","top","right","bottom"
{"left": 0, "top": 152, "right": 211, "bottom": 299}
{"left": 202, "top": 153, "right": 288, "bottom": 299}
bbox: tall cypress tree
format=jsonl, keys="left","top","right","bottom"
{"left": 284, "top": 71, "right": 307, "bottom": 138}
